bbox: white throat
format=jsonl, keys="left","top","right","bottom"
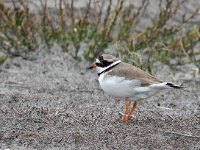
{"left": 96, "top": 60, "right": 121, "bottom": 75}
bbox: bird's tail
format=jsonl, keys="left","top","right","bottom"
{"left": 166, "top": 82, "right": 183, "bottom": 89}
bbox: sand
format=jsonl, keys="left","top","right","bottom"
{"left": 0, "top": 45, "right": 199, "bottom": 150}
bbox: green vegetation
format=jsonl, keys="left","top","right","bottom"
{"left": 0, "top": 0, "right": 199, "bottom": 73}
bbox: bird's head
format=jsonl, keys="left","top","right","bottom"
{"left": 88, "top": 54, "right": 121, "bottom": 74}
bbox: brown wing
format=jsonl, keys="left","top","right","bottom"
{"left": 107, "top": 62, "right": 162, "bottom": 86}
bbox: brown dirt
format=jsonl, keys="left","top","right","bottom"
{"left": 0, "top": 46, "right": 200, "bottom": 150}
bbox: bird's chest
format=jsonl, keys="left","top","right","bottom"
{"left": 98, "top": 73, "right": 136, "bottom": 97}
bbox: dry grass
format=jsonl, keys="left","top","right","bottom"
{"left": 0, "top": 0, "right": 200, "bottom": 72}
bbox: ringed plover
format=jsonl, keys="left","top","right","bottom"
{"left": 89, "top": 54, "right": 182, "bottom": 122}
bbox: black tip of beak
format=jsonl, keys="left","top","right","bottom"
{"left": 87, "top": 66, "right": 93, "bottom": 70}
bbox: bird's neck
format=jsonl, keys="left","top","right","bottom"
{"left": 97, "top": 60, "right": 121, "bottom": 76}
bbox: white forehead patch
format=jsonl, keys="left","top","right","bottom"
{"left": 96, "top": 58, "right": 100, "bottom": 63}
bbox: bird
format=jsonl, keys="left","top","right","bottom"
{"left": 88, "top": 54, "right": 182, "bottom": 122}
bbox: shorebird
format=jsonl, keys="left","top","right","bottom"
{"left": 88, "top": 54, "right": 182, "bottom": 122}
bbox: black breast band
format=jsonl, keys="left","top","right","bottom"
{"left": 98, "top": 61, "right": 121, "bottom": 76}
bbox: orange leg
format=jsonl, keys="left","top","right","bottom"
{"left": 127, "top": 101, "right": 137, "bottom": 119}
{"left": 121, "top": 101, "right": 138, "bottom": 123}
{"left": 125, "top": 99, "right": 129, "bottom": 114}
{"left": 121, "top": 99, "right": 130, "bottom": 122}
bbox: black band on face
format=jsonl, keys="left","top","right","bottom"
{"left": 96, "top": 60, "right": 113, "bottom": 68}
{"left": 95, "top": 62, "right": 105, "bottom": 67}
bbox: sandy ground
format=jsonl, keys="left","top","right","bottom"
{"left": 1, "top": 0, "right": 200, "bottom": 149}
{"left": 0, "top": 45, "right": 200, "bottom": 150}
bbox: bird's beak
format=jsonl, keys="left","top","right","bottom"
{"left": 87, "top": 63, "right": 97, "bottom": 69}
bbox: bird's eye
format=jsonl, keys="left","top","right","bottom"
{"left": 98, "top": 56, "right": 103, "bottom": 62}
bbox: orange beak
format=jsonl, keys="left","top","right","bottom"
{"left": 87, "top": 63, "right": 97, "bottom": 69}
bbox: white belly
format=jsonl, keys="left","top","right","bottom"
{"left": 98, "top": 73, "right": 139, "bottom": 98}
{"left": 98, "top": 73, "right": 167, "bottom": 99}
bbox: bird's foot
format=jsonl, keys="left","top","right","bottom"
{"left": 119, "top": 112, "right": 134, "bottom": 123}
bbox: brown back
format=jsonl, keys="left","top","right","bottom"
{"left": 107, "top": 62, "right": 162, "bottom": 86}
